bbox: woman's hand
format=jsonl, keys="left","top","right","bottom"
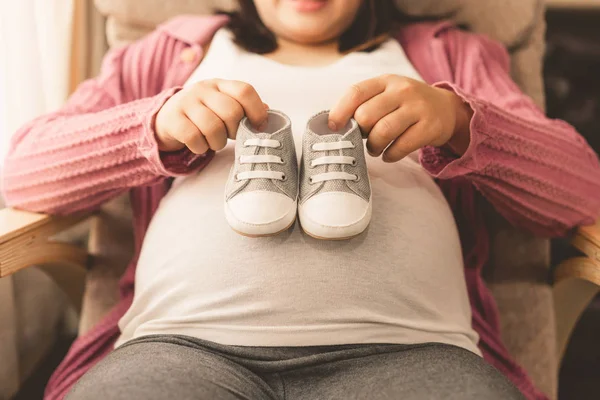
{"left": 328, "top": 75, "right": 474, "bottom": 162}
{"left": 155, "top": 79, "right": 268, "bottom": 154}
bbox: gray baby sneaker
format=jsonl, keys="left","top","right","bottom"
{"left": 225, "top": 110, "right": 298, "bottom": 237}
{"left": 298, "top": 111, "right": 372, "bottom": 240}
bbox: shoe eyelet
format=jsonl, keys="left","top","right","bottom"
{"left": 309, "top": 177, "right": 315, "bottom": 184}
{"left": 352, "top": 174, "right": 360, "bottom": 182}
{"left": 281, "top": 174, "right": 288, "bottom": 182}
{"left": 351, "top": 159, "right": 357, "bottom": 166}
{"left": 276, "top": 142, "right": 283, "bottom": 149}
{"left": 234, "top": 174, "right": 241, "bottom": 182}
{"left": 279, "top": 157, "right": 285, "bottom": 165}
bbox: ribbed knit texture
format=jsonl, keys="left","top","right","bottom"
{"left": 1, "top": 16, "right": 598, "bottom": 400}
{"left": 1, "top": 21, "right": 217, "bottom": 214}
{"left": 411, "top": 28, "right": 600, "bottom": 237}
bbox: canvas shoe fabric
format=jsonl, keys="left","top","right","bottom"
{"left": 298, "top": 111, "right": 372, "bottom": 240}
{"left": 225, "top": 110, "right": 299, "bottom": 237}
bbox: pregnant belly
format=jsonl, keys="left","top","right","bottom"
{"left": 119, "top": 150, "right": 475, "bottom": 349}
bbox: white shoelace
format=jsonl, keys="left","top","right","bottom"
{"left": 309, "top": 141, "right": 358, "bottom": 184}
{"left": 236, "top": 138, "right": 286, "bottom": 182}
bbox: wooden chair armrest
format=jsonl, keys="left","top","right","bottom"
{"left": 0, "top": 207, "right": 94, "bottom": 277}
{"left": 553, "top": 218, "right": 600, "bottom": 362}
{"left": 0, "top": 207, "right": 53, "bottom": 242}
{"left": 555, "top": 215, "right": 600, "bottom": 286}
{"left": 0, "top": 208, "right": 94, "bottom": 310}
{"left": 570, "top": 218, "right": 600, "bottom": 277}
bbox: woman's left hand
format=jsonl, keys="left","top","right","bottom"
{"left": 328, "top": 74, "right": 474, "bottom": 162}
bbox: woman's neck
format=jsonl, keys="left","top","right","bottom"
{"left": 265, "top": 37, "right": 343, "bottom": 67}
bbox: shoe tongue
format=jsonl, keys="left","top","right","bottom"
{"left": 309, "top": 127, "right": 358, "bottom": 144}
{"left": 306, "top": 129, "right": 347, "bottom": 177}
{"left": 302, "top": 112, "right": 368, "bottom": 201}
{"left": 254, "top": 131, "right": 278, "bottom": 140}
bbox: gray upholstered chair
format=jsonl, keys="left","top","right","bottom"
{"left": 1, "top": 1, "right": 599, "bottom": 398}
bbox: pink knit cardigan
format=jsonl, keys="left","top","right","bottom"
{"left": 3, "top": 15, "right": 600, "bottom": 400}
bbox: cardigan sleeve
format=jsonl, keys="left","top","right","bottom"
{"left": 420, "top": 28, "right": 600, "bottom": 237}
{"left": 1, "top": 29, "right": 209, "bottom": 215}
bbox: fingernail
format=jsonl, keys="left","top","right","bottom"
{"left": 328, "top": 120, "right": 337, "bottom": 132}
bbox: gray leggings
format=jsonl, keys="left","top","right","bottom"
{"left": 67, "top": 335, "right": 525, "bottom": 400}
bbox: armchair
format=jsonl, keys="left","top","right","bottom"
{"left": 1, "top": 0, "right": 599, "bottom": 399}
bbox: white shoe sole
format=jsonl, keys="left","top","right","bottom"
{"left": 225, "top": 198, "right": 298, "bottom": 238}
{"left": 298, "top": 198, "right": 372, "bottom": 240}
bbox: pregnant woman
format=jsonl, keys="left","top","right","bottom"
{"left": 3, "top": 0, "right": 599, "bottom": 399}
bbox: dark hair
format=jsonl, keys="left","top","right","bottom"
{"left": 221, "top": 0, "right": 407, "bottom": 54}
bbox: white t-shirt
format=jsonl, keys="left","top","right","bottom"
{"left": 116, "top": 29, "right": 480, "bottom": 355}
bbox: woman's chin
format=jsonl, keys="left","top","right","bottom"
{"left": 277, "top": 26, "right": 338, "bottom": 45}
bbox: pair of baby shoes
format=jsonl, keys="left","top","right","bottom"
{"left": 224, "top": 110, "right": 371, "bottom": 240}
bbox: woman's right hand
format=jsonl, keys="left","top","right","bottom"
{"left": 154, "top": 79, "right": 268, "bottom": 154}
